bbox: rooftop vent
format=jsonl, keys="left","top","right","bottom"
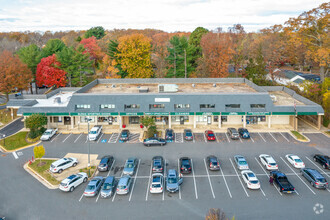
{"left": 54, "top": 97, "right": 61, "bottom": 105}
{"left": 139, "top": 87, "right": 149, "bottom": 93}
{"left": 158, "top": 84, "right": 179, "bottom": 93}
{"left": 213, "top": 83, "right": 216, "bottom": 87}
{"left": 192, "top": 84, "right": 195, "bottom": 87}
{"left": 111, "top": 84, "right": 116, "bottom": 88}
{"left": 270, "top": 95, "right": 277, "bottom": 103}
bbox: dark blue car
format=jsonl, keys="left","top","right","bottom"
{"left": 165, "top": 129, "right": 174, "bottom": 141}
{"left": 238, "top": 128, "right": 250, "bottom": 139}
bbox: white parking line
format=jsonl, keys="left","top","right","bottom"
{"left": 85, "top": 136, "right": 88, "bottom": 143}
{"left": 250, "top": 136, "right": 255, "bottom": 143}
{"left": 203, "top": 133, "right": 207, "bottom": 143}
{"left": 190, "top": 159, "right": 198, "bottom": 199}
{"left": 268, "top": 132, "right": 278, "bottom": 142}
{"left": 163, "top": 159, "right": 166, "bottom": 201}
{"left": 107, "top": 159, "right": 115, "bottom": 177}
{"left": 280, "top": 157, "right": 316, "bottom": 195}
{"left": 115, "top": 133, "right": 120, "bottom": 143}
{"left": 95, "top": 189, "right": 101, "bottom": 202}
{"left": 258, "top": 133, "right": 266, "bottom": 142}
{"left": 203, "top": 158, "right": 215, "bottom": 199}
{"left": 280, "top": 132, "right": 289, "bottom": 142}
{"left": 74, "top": 133, "right": 82, "bottom": 143}
{"left": 219, "top": 163, "right": 232, "bottom": 198}
{"left": 254, "top": 157, "right": 282, "bottom": 196}
{"left": 305, "top": 157, "right": 330, "bottom": 178}
{"left": 79, "top": 193, "right": 84, "bottom": 202}
{"left": 129, "top": 159, "right": 140, "bottom": 202}
{"left": 225, "top": 133, "right": 230, "bottom": 143}
{"left": 12, "top": 152, "right": 18, "bottom": 159}
{"left": 97, "top": 133, "right": 104, "bottom": 143}
{"left": 108, "top": 133, "right": 113, "bottom": 143}
{"left": 229, "top": 158, "right": 249, "bottom": 197}
{"left": 215, "top": 134, "right": 219, "bottom": 143}
{"left": 51, "top": 133, "right": 61, "bottom": 142}
{"left": 62, "top": 133, "right": 72, "bottom": 143}
{"left": 145, "top": 161, "right": 153, "bottom": 201}
{"left": 177, "top": 159, "right": 181, "bottom": 199}
{"left": 238, "top": 136, "right": 243, "bottom": 143}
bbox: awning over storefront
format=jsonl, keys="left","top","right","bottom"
{"left": 195, "top": 112, "right": 220, "bottom": 116}
{"left": 170, "top": 112, "right": 194, "bottom": 116}
{"left": 246, "top": 112, "right": 270, "bottom": 116}
{"left": 221, "top": 112, "right": 245, "bottom": 115}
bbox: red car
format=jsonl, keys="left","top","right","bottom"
{"left": 205, "top": 130, "right": 216, "bottom": 141}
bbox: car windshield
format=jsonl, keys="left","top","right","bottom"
{"left": 208, "top": 133, "right": 214, "bottom": 137}
{"left": 125, "top": 163, "right": 134, "bottom": 168}
{"left": 186, "top": 132, "right": 192, "bottom": 136}
{"left": 269, "top": 163, "right": 277, "bottom": 166}
{"left": 86, "top": 185, "right": 95, "bottom": 190}
{"left": 168, "top": 177, "right": 177, "bottom": 184}
{"left": 100, "top": 158, "right": 108, "bottom": 163}
{"left": 152, "top": 184, "right": 161, "bottom": 188}
{"left": 239, "top": 161, "right": 247, "bottom": 165}
{"left": 89, "top": 131, "right": 97, "bottom": 134}
{"left": 247, "top": 173, "right": 255, "bottom": 178}
{"left": 121, "top": 132, "right": 128, "bottom": 137}
{"left": 294, "top": 159, "right": 303, "bottom": 163}
{"left": 167, "top": 131, "right": 173, "bottom": 135}
{"left": 212, "top": 162, "right": 218, "bottom": 166}
{"left": 182, "top": 160, "right": 190, "bottom": 165}
{"left": 118, "top": 185, "right": 126, "bottom": 189}
{"left": 317, "top": 178, "right": 326, "bottom": 183}
{"left": 250, "top": 180, "right": 259, "bottom": 184}
{"left": 102, "top": 183, "right": 112, "bottom": 190}
{"left": 44, "top": 131, "right": 51, "bottom": 135}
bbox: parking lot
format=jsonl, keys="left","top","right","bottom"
{"left": 1, "top": 132, "right": 329, "bottom": 219}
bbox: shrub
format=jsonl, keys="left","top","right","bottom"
{"left": 147, "top": 125, "right": 158, "bottom": 138}
{"left": 28, "top": 129, "right": 39, "bottom": 139}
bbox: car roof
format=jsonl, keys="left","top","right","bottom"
{"left": 104, "top": 176, "right": 115, "bottom": 183}
{"left": 52, "top": 158, "right": 69, "bottom": 166}
{"left": 168, "top": 169, "right": 177, "bottom": 176}
{"left": 118, "top": 176, "right": 130, "bottom": 185}
{"left": 45, "top": 129, "right": 53, "bottom": 132}
{"left": 127, "top": 157, "right": 136, "bottom": 162}
{"left": 305, "top": 168, "right": 324, "bottom": 177}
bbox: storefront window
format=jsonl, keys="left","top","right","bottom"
{"left": 149, "top": 104, "right": 165, "bottom": 109}
{"left": 129, "top": 116, "right": 140, "bottom": 124}
{"left": 171, "top": 116, "right": 189, "bottom": 122}
{"left": 97, "top": 116, "right": 117, "bottom": 123}
{"left": 49, "top": 117, "right": 53, "bottom": 123}
{"left": 152, "top": 116, "right": 167, "bottom": 123}
{"left": 80, "top": 116, "right": 95, "bottom": 123}
{"left": 76, "top": 104, "right": 90, "bottom": 109}
{"left": 100, "top": 104, "right": 115, "bottom": 109}
{"left": 125, "top": 104, "right": 140, "bottom": 109}
{"left": 246, "top": 116, "right": 266, "bottom": 124}
{"left": 214, "top": 116, "right": 219, "bottom": 122}
{"left": 174, "top": 104, "right": 190, "bottom": 109}
{"left": 197, "top": 116, "right": 207, "bottom": 122}
{"left": 200, "top": 104, "right": 215, "bottom": 109}
{"left": 54, "top": 116, "right": 62, "bottom": 122}
{"left": 221, "top": 116, "right": 227, "bottom": 122}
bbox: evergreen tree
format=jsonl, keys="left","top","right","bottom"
{"left": 246, "top": 45, "right": 267, "bottom": 83}
{"left": 188, "top": 27, "right": 209, "bottom": 68}
{"left": 84, "top": 26, "right": 105, "bottom": 40}
{"left": 107, "top": 40, "right": 127, "bottom": 78}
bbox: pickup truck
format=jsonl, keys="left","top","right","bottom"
{"left": 40, "top": 128, "right": 58, "bottom": 141}
{"left": 88, "top": 125, "right": 102, "bottom": 141}
{"left": 271, "top": 171, "right": 295, "bottom": 194}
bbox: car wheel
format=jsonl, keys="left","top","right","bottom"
{"left": 70, "top": 186, "right": 74, "bottom": 192}
{"left": 148, "top": 144, "right": 150, "bottom": 147}
{"left": 58, "top": 169, "right": 63, "bottom": 174}
{"left": 72, "top": 163, "right": 77, "bottom": 167}
{"left": 323, "top": 165, "right": 326, "bottom": 169}
{"left": 83, "top": 177, "right": 87, "bottom": 183}
{"left": 313, "top": 157, "right": 317, "bottom": 162}
{"left": 310, "top": 181, "right": 313, "bottom": 186}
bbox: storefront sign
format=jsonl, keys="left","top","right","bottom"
{"left": 170, "top": 112, "right": 194, "bottom": 116}
{"left": 221, "top": 112, "right": 245, "bottom": 115}
{"left": 195, "top": 112, "right": 220, "bottom": 116}
{"left": 155, "top": 98, "right": 170, "bottom": 102}
{"left": 272, "top": 112, "right": 295, "bottom": 115}
{"left": 120, "top": 112, "right": 144, "bottom": 116}
{"left": 297, "top": 112, "right": 318, "bottom": 116}
{"left": 47, "top": 113, "right": 70, "bottom": 116}
{"left": 144, "top": 112, "right": 169, "bottom": 116}
{"left": 246, "top": 112, "right": 270, "bottom": 116}
{"left": 71, "top": 112, "right": 118, "bottom": 116}
{"left": 23, "top": 113, "right": 45, "bottom": 116}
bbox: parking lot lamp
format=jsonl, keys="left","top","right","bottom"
{"left": 2, "top": 134, "right": 5, "bottom": 147}
{"left": 86, "top": 117, "right": 92, "bottom": 176}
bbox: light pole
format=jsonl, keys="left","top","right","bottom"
{"left": 2, "top": 134, "right": 5, "bottom": 147}
{"left": 86, "top": 117, "right": 92, "bottom": 176}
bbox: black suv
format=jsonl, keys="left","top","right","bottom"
{"left": 179, "top": 157, "right": 192, "bottom": 174}
{"left": 313, "top": 154, "right": 330, "bottom": 169}
{"left": 98, "top": 155, "right": 114, "bottom": 172}
{"left": 227, "top": 128, "right": 239, "bottom": 140}
{"left": 120, "top": 129, "right": 130, "bottom": 141}
{"left": 152, "top": 156, "right": 164, "bottom": 173}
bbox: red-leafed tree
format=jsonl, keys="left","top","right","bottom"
{"left": 80, "top": 36, "right": 103, "bottom": 73}
{"left": 36, "top": 54, "right": 67, "bottom": 88}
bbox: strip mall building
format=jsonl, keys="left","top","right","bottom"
{"left": 7, "top": 78, "right": 324, "bottom": 131}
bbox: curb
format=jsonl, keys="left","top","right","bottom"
{"left": 0, "top": 116, "right": 23, "bottom": 132}
{"left": 289, "top": 131, "right": 310, "bottom": 143}
{"left": 0, "top": 140, "right": 41, "bottom": 153}
{"left": 24, "top": 161, "right": 59, "bottom": 190}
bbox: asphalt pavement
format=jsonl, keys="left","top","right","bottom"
{"left": 0, "top": 117, "right": 24, "bottom": 138}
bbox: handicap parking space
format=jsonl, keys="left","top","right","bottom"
{"left": 108, "top": 133, "right": 119, "bottom": 143}
{"left": 193, "top": 133, "right": 205, "bottom": 142}
{"left": 174, "top": 133, "right": 183, "bottom": 143}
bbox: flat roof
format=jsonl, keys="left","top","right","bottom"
{"left": 269, "top": 91, "right": 305, "bottom": 106}
{"left": 33, "top": 91, "right": 74, "bottom": 107}
{"left": 85, "top": 83, "right": 257, "bottom": 94}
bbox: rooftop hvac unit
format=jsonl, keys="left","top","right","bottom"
{"left": 270, "top": 95, "right": 277, "bottom": 103}
{"left": 139, "top": 87, "right": 149, "bottom": 93}
{"left": 54, "top": 97, "right": 61, "bottom": 104}
{"left": 158, "top": 84, "right": 179, "bottom": 93}
{"left": 213, "top": 83, "right": 216, "bottom": 87}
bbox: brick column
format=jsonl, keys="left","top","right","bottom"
{"left": 318, "top": 115, "right": 321, "bottom": 130}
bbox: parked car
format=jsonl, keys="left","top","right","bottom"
{"left": 238, "top": 128, "right": 250, "bottom": 139}
{"left": 184, "top": 129, "right": 193, "bottom": 141}
{"left": 50, "top": 157, "right": 78, "bottom": 174}
{"left": 116, "top": 175, "right": 132, "bottom": 195}
{"left": 259, "top": 154, "right": 278, "bottom": 170}
{"left": 166, "top": 169, "right": 183, "bottom": 193}
{"left": 301, "top": 168, "right": 328, "bottom": 189}
{"left": 241, "top": 170, "right": 260, "bottom": 189}
{"left": 123, "top": 157, "right": 138, "bottom": 176}
{"left": 152, "top": 156, "right": 164, "bottom": 173}
{"left": 40, "top": 128, "right": 58, "bottom": 141}
{"left": 179, "top": 157, "right": 192, "bottom": 174}
{"left": 227, "top": 128, "right": 239, "bottom": 140}
{"left": 83, "top": 176, "right": 104, "bottom": 197}
{"left": 206, "top": 155, "right": 220, "bottom": 171}
{"left": 285, "top": 154, "right": 305, "bottom": 168}
{"left": 270, "top": 171, "right": 295, "bottom": 193}
{"left": 88, "top": 125, "right": 102, "bottom": 141}
{"left": 150, "top": 173, "right": 164, "bottom": 194}
{"left": 234, "top": 155, "right": 249, "bottom": 170}
{"left": 205, "top": 130, "right": 216, "bottom": 141}
{"left": 143, "top": 137, "right": 166, "bottom": 147}
{"left": 119, "top": 129, "right": 130, "bottom": 141}
{"left": 313, "top": 154, "right": 330, "bottom": 169}
{"left": 59, "top": 172, "right": 88, "bottom": 192}
{"left": 97, "top": 155, "right": 114, "bottom": 172}
{"left": 100, "top": 176, "right": 116, "bottom": 198}
{"left": 165, "top": 129, "right": 174, "bottom": 141}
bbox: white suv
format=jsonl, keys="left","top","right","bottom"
{"left": 59, "top": 172, "right": 88, "bottom": 192}
{"left": 50, "top": 157, "right": 78, "bottom": 174}
{"left": 259, "top": 154, "right": 278, "bottom": 170}
{"left": 88, "top": 125, "right": 102, "bottom": 141}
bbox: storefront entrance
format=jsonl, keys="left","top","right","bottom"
{"left": 246, "top": 116, "right": 266, "bottom": 125}
{"left": 64, "top": 116, "right": 71, "bottom": 125}
{"left": 129, "top": 116, "right": 140, "bottom": 124}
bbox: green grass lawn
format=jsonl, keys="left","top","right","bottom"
{"left": 28, "top": 159, "right": 60, "bottom": 185}
{"left": 79, "top": 166, "right": 96, "bottom": 178}
{"left": 291, "top": 131, "right": 307, "bottom": 141}
{"left": 0, "top": 131, "right": 34, "bottom": 151}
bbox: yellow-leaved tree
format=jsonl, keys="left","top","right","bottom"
{"left": 117, "top": 34, "right": 153, "bottom": 78}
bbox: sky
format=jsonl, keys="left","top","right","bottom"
{"left": 0, "top": 0, "right": 326, "bottom": 33}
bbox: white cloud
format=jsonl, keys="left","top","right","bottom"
{"left": 0, "top": 0, "right": 325, "bottom": 32}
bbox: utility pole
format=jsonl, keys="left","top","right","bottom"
{"left": 184, "top": 49, "right": 187, "bottom": 78}
{"left": 174, "top": 51, "right": 176, "bottom": 78}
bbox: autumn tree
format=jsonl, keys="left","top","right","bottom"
{"left": 17, "top": 44, "right": 41, "bottom": 93}
{"left": 166, "top": 35, "right": 195, "bottom": 78}
{"left": 36, "top": 54, "right": 67, "bottom": 88}
{"left": 56, "top": 45, "right": 93, "bottom": 86}
{"left": 84, "top": 26, "right": 105, "bottom": 40}
{"left": 245, "top": 45, "right": 267, "bottom": 84}
{"left": 106, "top": 40, "right": 127, "bottom": 78}
{"left": 0, "top": 50, "right": 32, "bottom": 101}
{"left": 33, "top": 145, "right": 45, "bottom": 163}
{"left": 151, "top": 33, "right": 170, "bottom": 78}
{"left": 200, "top": 32, "right": 233, "bottom": 78}
{"left": 229, "top": 24, "right": 247, "bottom": 77}
{"left": 80, "top": 36, "right": 103, "bottom": 74}
{"left": 116, "top": 34, "right": 153, "bottom": 78}
{"left": 39, "top": 39, "right": 67, "bottom": 59}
